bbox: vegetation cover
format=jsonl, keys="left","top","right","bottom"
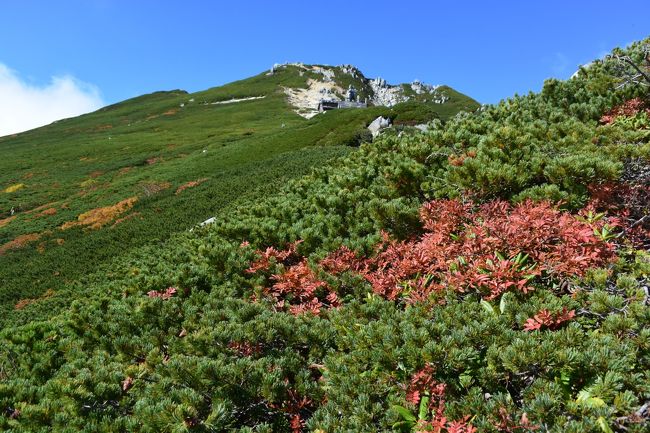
{"left": 1, "top": 40, "right": 650, "bottom": 433}
{"left": 0, "top": 64, "right": 474, "bottom": 327}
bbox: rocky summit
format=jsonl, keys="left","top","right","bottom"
{"left": 272, "top": 62, "right": 461, "bottom": 118}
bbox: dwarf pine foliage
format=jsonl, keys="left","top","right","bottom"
{"left": 1, "top": 39, "right": 650, "bottom": 432}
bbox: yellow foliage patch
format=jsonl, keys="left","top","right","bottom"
{"left": 3, "top": 183, "right": 25, "bottom": 193}
{"left": 61, "top": 197, "right": 138, "bottom": 230}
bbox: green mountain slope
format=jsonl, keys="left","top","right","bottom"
{"left": 3, "top": 39, "right": 649, "bottom": 432}
{"left": 0, "top": 65, "right": 477, "bottom": 327}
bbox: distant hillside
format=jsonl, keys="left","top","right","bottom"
{"left": 0, "top": 64, "right": 477, "bottom": 327}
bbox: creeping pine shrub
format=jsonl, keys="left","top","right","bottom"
{"left": 321, "top": 199, "right": 617, "bottom": 303}
{"left": 247, "top": 199, "right": 617, "bottom": 317}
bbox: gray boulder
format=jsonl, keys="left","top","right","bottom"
{"left": 367, "top": 116, "right": 391, "bottom": 137}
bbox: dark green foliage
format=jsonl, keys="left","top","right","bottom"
{"left": 1, "top": 40, "right": 650, "bottom": 432}
{"left": 390, "top": 101, "right": 442, "bottom": 125}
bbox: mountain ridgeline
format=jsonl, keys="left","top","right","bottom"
{"left": 1, "top": 39, "right": 650, "bottom": 433}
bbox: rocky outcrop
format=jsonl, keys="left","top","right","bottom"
{"left": 369, "top": 77, "right": 409, "bottom": 107}
{"left": 368, "top": 116, "right": 391, "bottom": 137}
{"left": 284, "top": 78, "right": 344, "bottom": 119}
{"left": 277, "top": 63, "right": 449, "bottom": 115}
{"left": 410, "top": 79, "right": 440, "bottom": 95}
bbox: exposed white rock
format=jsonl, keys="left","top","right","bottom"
{"left": 211, "top": 96, "right": 266, "bottom": 105}
{"left": 190, "top": 216, "right": 216, "bottom": 232}
{"left": 372, "top": 77, "right": 387, "bottom": 88}
{"left": 312, "top": 66, "right": 336, "bottom": 82}
{"left": 284, "top": 78, "right": 344, "bottom": 119}
{"left": 339, "top": 64, "right": 363, "bottom": 79}
{"left": 368, "top": 116, "right": 391, "bottom": 137}
{"left": 279, "top": 63, "right": 447, "bottom": 115}
{"left": 411, "top": 80, "right": 440, "bottom": 95}
{"left": 200, "top": 217, "right": 216, "bottom": 227}
{"left": 369, "top": 78, "right": 408, "bottom": 107}
{"left": 414, "top": 124, "right": 430, "bottom": 132}
{"left": 431, "top": 95, "right": 449, "bottom": 104}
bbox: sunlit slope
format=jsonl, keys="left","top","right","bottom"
{"left": 0, "top": 64, "right": 477, "bottom": 326}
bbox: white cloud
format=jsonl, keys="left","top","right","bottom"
{"left": 0, "top": 63, "right": 104, "bottom": 137}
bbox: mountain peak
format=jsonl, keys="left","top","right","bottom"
{"left": 269, "top": 62, "right": 452, "bottom": 118}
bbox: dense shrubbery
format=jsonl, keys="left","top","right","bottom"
{"left": 1, "top": 40, "right": 650, "bottom": 432}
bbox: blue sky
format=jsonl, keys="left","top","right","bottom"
{"left": 1, "top": 0, "right": 649, "bottom": 134}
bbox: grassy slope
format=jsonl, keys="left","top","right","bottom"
{"left": 0, "top": 66, "right": 476, "bottom": 327}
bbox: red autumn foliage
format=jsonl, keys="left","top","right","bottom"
{"left": 600, "top": 98, "right": 650, "bottom": 125}
{"left": 248, "top": 199, "right": 616, "bottom": 313}
{"left": 247, "top": 240, "right": 340, "bottom": 315}
{"left": 267, "top": 259, "right": 339, "bottom": 316}
{"left": 319, "top": 245, "right": 366, "bottom": 274}
{"left": 406, "top": 364, "right": 446, "bottom": 406}
{"left": 523, "top": 307, "right": 575, "bottom": 332}
{"left": 289, "top": 415, "right": 305, "bottom": 433}
{"left": 322, "top": 199, "right": 615, "bottom": 302}
{"left": 246, "top": 240, "right": 303, "bottom": 274}
{"left": 146, "top": 287, "right": 177, "bottom": 300}
{"left": 268, "top": 387, "right": 313, "bottom": 433}
{"left": 416, "top": 417, "right": 476, "bottom": 433}
{"left": 227, "top": 340, "right": 263, "bottom": 357}
{"left": 406, "top": 365, "right": 477, "bottom": 433}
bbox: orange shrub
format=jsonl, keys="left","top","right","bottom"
{"left": 61, "top": 197, "right": 138, "bottom": 230}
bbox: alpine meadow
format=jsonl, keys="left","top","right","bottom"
{"left": 0, "top": 33, "right": 649, "bottom": 433}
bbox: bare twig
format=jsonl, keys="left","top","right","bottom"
{"left": 615, "top": 215, "right": 650, "bottom": 238}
